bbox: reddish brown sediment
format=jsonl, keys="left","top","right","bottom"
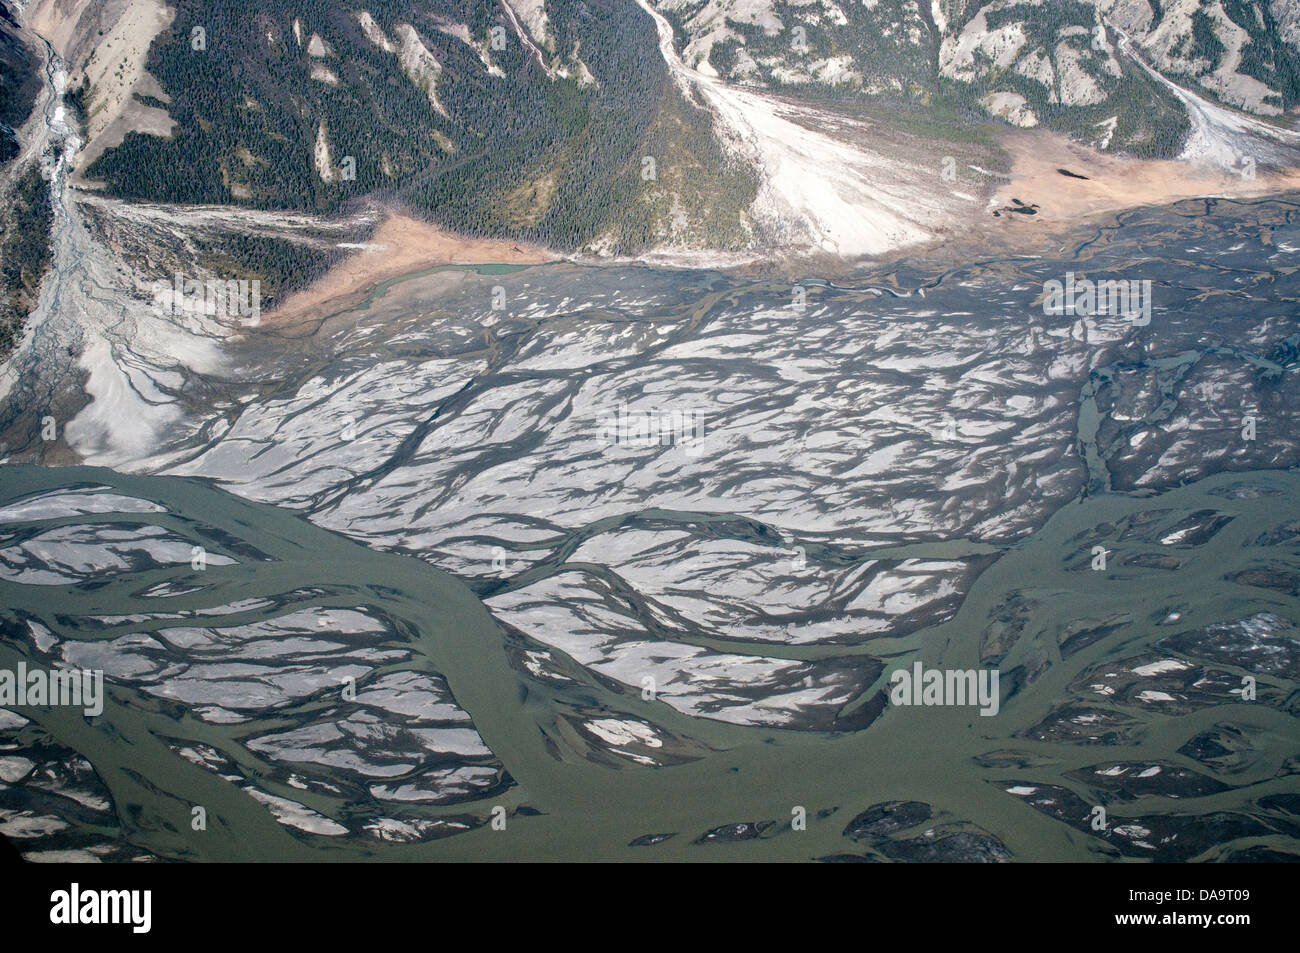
{"left": 268, "top": 129, "right": 1300, "bottom": 305}
{"left": 267, "top": 211, "right": 555, "bottom": 327}
{"left": 990, "top": 129, "right": 1300, "bottom": 225}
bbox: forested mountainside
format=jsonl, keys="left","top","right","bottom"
{"left": 27, "top": 1, "right": 1294, "bottom": 257}
{"left": 0, "top": 2, "right": 41, "bottom": 163}
{"left": 660, "top": 0, "right": 1300, "bottom": 149}
{"left": 80, "top": 0, "right": 758, "bottom": 253}
{"left": 0, "top": 6, "right": 52, "bottom": 357}
{"left": 0, "top": 165, "right": 53, "bottom": 355}
{"left": 7, "top": 0, "right": 1300, "bottom": 270}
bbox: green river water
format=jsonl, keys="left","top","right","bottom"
{"left": 1, "top": 462, "right": 1296, "bottom": 861}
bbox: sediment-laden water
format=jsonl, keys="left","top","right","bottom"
{"left": 1, "top": 463, "right": 1297, "bottom": 861}
{"left": 1, "top": 194, "right": 1298, "bottom": 861}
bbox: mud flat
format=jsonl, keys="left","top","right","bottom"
{"left": 269, "top": 212, "right": 556, "bottom": 328}
{"left": 990, "top": 129, "right": 1300, "bottom": 230}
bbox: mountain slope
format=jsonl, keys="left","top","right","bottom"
{"left": 76, "top": 0, "right": 750, "bottom": 254}
{"left": 7, "top": 0, "right": 1300, "bottom": 275}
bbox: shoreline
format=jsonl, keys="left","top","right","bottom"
{"left": 265, "top": 132, "right": 1300, "bottom": 325}
{"left": 266, "top": 211, "right": 557, "bottom": 328}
